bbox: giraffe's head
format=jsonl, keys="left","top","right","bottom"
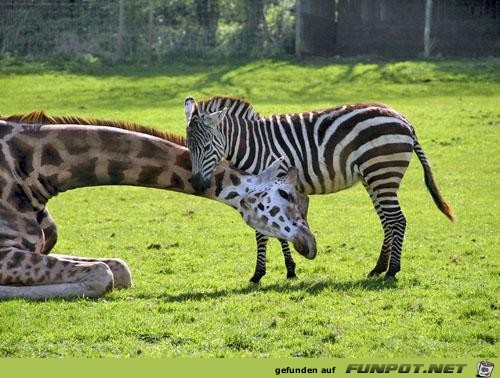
{"left": 185, "top": 96, "right": 227, "bottom": 193}
{"left": 218, "top": 159, "right": 316, "bottom": 260}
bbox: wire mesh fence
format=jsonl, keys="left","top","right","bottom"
{"left": 0, "top": 0, "right": 296, "bottom": 62}
{"left": 2, "top": 0, "right": 496, "bottom": 62}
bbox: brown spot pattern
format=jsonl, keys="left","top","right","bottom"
{"left": 170, "top": 172, "right": 184, "bottom": 190}
{"left": 69, "top": 157, "right": 98, "bottom": 186}
{"left": 138, "top": 166, "right": 163, "bottom": 186}
{"left": 229, "top": 174, "right": 240, "bottom": 186}
{"left": 108, "top": 160, "right": 129, "bottom": 184}
{"left": 9, "top": 137, "right": 34, "bottom": 178}
{"left": 269, "top": 206, "right": 280, "bottom": 216}
{"left": 214, "top": 172, "right": 225, "bottom": 197}
{"left": 41, "top": 144, "right": 63, "bottom": 166}
{"left": 6, "top": 251, "right": 25, "bottom": 269}
{"left": 224, "top": 191, "right": 239, "bottom": 200}
{"left": 175, "top": 152, "right": 192, "bottom": 171}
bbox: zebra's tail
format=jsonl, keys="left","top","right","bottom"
{"left": 413, "top": 136, "right": 456, "bottom": 223}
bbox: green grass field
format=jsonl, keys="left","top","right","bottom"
{"left": 0, "top": 58, "right": 498, "bottom": 357}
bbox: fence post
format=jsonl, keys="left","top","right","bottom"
{"left": 148, "top": 5, "right": 154, "bottom": 64}
{"left": 295, "top": 0, "right": 303, "bottom": 58}
{"left": 424, "top": 0, "right": 433, "bottom": 58}
{"left": 117, "top": 0, "right": 125, "bottom": 62}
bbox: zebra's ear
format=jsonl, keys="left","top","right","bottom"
{"left": 185, "top": 96, "right": 195, "bottom": 122}
{"left": 206, "top": 107, "right": 229, "bottom": 127}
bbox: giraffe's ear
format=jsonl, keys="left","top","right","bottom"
{"left": 206, "top": 107, "right": 228, "bottom": 127}
{"left": 256, "top": 157, "right": 285, "bottom": 184}
{"left": 185, "top": 96, "right": 195, "bottom": 122}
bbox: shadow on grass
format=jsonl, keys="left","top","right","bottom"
{"left": 134, "top": 276, "right": 399, "bottom": 303}
{"left": 1, "top": 56, "right": 497, "bottom": 116}
{"left": 0, "top": 276, "right": 399, "bottom": 303}
{"left": 1, "top": 55, "right": 498, "bottom": 83}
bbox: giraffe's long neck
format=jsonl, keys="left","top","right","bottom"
{"left": 5, "top": 123, "right": 247, "bottom": 209}
{"left": 4, "top": 124, "right": 195, "bottom": 206}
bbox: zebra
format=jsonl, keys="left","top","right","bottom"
{"left": 184, "top": 96, "right": 455, "bottom": 281}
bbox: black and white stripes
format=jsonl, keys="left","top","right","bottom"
{"left": 185, "top": 97, "right": 454, "bottom": 280}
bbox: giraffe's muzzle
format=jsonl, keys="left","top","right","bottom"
{"left": 292, "top": 226, "right": 317, "bottom": 260}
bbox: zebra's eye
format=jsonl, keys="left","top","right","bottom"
{"left": 278, "top": 189, "right": 292, "bottom": 202}
{"left": 203, "top": 144, "right": 212, "bottom": 152}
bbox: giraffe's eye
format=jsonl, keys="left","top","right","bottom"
{"left": 278, "top": 189, "right": 292, "bottom": 202}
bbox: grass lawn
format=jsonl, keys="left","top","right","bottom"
{"left": 0, "top": 57, "right": 498, "bottom": 357}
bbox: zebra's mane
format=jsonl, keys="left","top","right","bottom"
{"left": 196, "top": 98, "right": 394, "bottom": 125}
{"left": 272, "top": 102, "right": 393, "bottom": 122}
{"left": 1, "top": 110, "right": 186, "bottom": 146}
{"left": 197, "top": 96, "right": 260, "bottom": 121}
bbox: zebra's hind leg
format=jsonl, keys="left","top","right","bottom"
{"left": 383, "top": 206, "right": 406, "bottom": 279}
{"left": 369, "top": 186, "right": 407, "bottom": 280}
{"left": 359, "top": 149, "right": 411, "bottom": 279}
{"left": 362, "top": 181, "right": 393, "bottom": 277}
{"left": 250, "top": 231, "right": 269, "bottom": 283}
{"left": 279, "top": 239, "right": 297, "bottom": 279}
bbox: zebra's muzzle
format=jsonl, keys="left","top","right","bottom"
{"left": 191, "top": 173, "right": 211, "bottom": 193}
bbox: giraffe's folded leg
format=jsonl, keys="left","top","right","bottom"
{"left": 0, "top": 250, "right": 114, "bottom": 300}
{"left": 51, "top": 254, "right": 132, "bottom": 289}
{"left": 37, "top": 209, "right": 132, "bottom": 288}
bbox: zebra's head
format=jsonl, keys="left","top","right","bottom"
{"left": 185, "top": 96, "right": 227, "bottom": 193}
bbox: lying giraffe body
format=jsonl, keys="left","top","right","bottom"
{"left": 0, "top": 112, "right": 315, "bottom": 299}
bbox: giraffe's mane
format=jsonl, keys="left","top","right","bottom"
{"left": 0, "top": 110, "right": 186, "bottom": 146}
{"left": 197, "top": 96, "right": 260, "bottom": 121}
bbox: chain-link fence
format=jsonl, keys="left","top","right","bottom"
{"left": 0, "top": 0, "right": 296, "bottom": 62}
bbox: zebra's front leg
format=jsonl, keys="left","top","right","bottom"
{"left": 250, "top": 231, "right": 269, "bottom": 283}
{"left": 279, "top": 239, "right": 297, "bottom": 279}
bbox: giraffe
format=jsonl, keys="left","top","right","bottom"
{"left": 0, "top": 111, "right": 316, "bottom": 300}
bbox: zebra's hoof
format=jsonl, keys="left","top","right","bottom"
{"left": 287, "top": 272, "right": 297, "bottom": 280}
{"left": 367, "top": 269, "right": 383, "bottom": 277}
{"left": 383, "top": 273, "right": 398, "bottom": 281}
{"left": 250, "top": 272, "right": 265, "bottom": 283}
